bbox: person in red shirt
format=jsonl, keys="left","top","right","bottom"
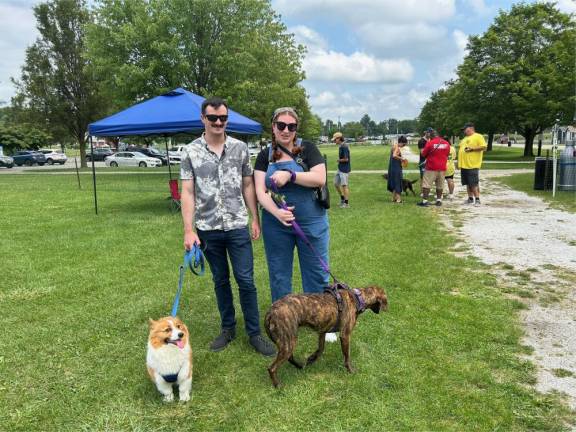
{"left": 417, "top": 130, "right": 451, "bottom": 207}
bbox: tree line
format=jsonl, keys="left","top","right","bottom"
{"left": 323, "top": 115, "right": 419, "bottom": 139}
{"left": 418, "top": 3, "right": 575, "bottom": 156}
{"left": 2, "top": 0, "right": 321, "bottom": 166}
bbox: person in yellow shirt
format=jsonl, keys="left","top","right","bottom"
{"left": 444, "top": 138, "right": 457, "bottom": 200}
{"left": 457, "top": 123, "right": 487, "bottom": 205}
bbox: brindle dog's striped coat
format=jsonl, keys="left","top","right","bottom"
{"left": 265, "top": 286, "right": 388, "bottom": 387}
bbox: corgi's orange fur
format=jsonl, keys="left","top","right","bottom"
{"left": 146, "top": 316, "right": 192, "bottom": 402}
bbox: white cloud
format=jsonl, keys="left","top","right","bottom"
{"left": 357, "top": 22, "right": 452, "bottom": 58}
{"left": 551, "top": 0, "right": 576, "bottom": 14}
{"left": 0, "top": 3, "right": 39, "bottom": 104}
{"left": 275, "top": 0, "right": 456, "bottom": 24}
{"left": 464, "top": 0, "right": 491, "bottom": 15}
{"left": 453, "top": 29, "right": 469, "bottom": 52}
{"left": 304, "top": 50, "right": 413, "bottom": 83}
{"left": 309, "top": 91, "right": 338, "bottom": 107}
{"left": 290, "top": 25, "right": 328, "bottom": 53}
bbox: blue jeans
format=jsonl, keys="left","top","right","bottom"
{"left": 197, "top": 227, "right": 261, "bottom": 336}
{"left": 262, "top": 212, "right": 330, "bottom": 302}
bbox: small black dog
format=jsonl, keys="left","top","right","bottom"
{"left": 382, "top": 174, "right": 418, "bottom": 196}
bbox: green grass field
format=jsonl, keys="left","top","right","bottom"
{"left": 495, "top": 173, "right": 576, "bottom": 213}
{"left": 0, "top": 172, "right": 573, "bottom": 431}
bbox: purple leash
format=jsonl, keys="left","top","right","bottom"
{"left": 269, "top": 179, "right": 339, "bottom": 284}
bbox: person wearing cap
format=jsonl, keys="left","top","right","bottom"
{"left": 457, "top": 123, "right": 487, "bottom": 205}
{"left": 253, "top": 107, "right": 337, "bottom": 343}
{"left": 180, "top": 97, "right": 275, "bottom": 356}
{"left": 417, "top": 128, "right": 433, "bottom": 179}
{"left": 417, "top": 129, "right": 451, "bottom": 207}
{"left": 332, "top": 132, "right": 351, "bottom": 208}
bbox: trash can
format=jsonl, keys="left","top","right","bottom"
{"left": 558, "top": 141, "right": 576, "bottom": 191}
{"left": 534, "top": 157, "right": 554, "bottom": 190}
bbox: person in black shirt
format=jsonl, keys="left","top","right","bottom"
{"left": 332, "top": 132, "right": 351, "bottom": 208}
{"left": 418, "top": 128, "right": 432, "bottom": 179}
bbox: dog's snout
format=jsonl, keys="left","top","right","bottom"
{"left": 178, "top": 332, "right": 184, "bottom": 338}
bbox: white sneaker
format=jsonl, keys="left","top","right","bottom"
{"left": 325, "top": 332, "right": 338, "bottom": 343}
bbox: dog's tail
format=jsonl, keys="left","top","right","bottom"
{"left": 410, "top": 178, "right": 419, "bottom": 184}
{"left": 264, "top": 311, "right": 276, "bottom": 344}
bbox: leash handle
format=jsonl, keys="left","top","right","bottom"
{"left": 170, "top": 245, "right": 205, "bottom": 317}
{"left": 184, "top": 244, "right": 205, "bottom": 276}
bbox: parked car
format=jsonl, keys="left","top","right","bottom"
{"left": 86, "top": 148, "right": 114, "bottom": 162}
{"left": 0, "top": 155, "right": 14, "bottom": 168}
{"left": 40, "top": 149, "right": 68, "bottom": 165}
{"left": 126, "top": 146, "right": 168, "bottom": 165}
{"left": 105, "top": 151, "right": 162, "bottom": 168}
{"left": 168, "top": 145, "right": 186, "bottom": 164}
{"left": 12, "top": 150, "right": 46, "bottom": 166}
{"left": 247, "top": 144, "right": 260, "bottom": 158}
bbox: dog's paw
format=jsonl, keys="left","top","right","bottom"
{"left": 325, "top": 333, "right": 338, "bottom": 343}
{"left": 162, "top": 393, "right": 175, "bottom": 403}
{"left": 179, "top": 392, "right": 191, "bottom": 402}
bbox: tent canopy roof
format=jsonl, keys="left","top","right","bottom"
{"left": 88, "top": 88, "right": 262, "bottom": 136}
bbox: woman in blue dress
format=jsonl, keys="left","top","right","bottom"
{"left": 254, "top": 107, "right": 337, "bottom": 342}
{"left": 387, "top": 135, "right": 408, "bottom": 203}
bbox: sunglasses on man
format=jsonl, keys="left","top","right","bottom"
{"left": 275, "top": 121, "right": 298, "bottom": 132}
{"left": 204, "top": 114, "right": 228, "bottom": 123}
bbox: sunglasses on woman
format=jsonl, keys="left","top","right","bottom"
{"left": 275, "top": 121, "right": 298, "bottom": 132}
{"left": 205, "top": 114, "right": 228, "bottom": 123}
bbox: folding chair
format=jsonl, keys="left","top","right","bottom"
{"left": 168, "top": 179, "right": 181, "bottom": 213}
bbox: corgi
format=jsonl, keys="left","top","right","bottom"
{"left": 146, "top": 316, "right": 192, "bottom": 402}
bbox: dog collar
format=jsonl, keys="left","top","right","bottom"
{"left": 352, "top": 288, "right": 366, "bottom": 313}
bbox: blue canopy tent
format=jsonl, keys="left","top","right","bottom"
{"left": 88, "top": 87, "right": 262, "bottom": 136}
{"left": 86, "top": 88, "right": 262, "bottom": 214}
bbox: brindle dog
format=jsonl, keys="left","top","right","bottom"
{"left": 382, "top": 173, "right": 418, "bottom": 196}
{"left": 264, "top": 286, "right": 388, "bottom": 387}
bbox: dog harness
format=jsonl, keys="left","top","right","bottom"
{"left": 161, "top": 373, "right": 179, "bottom": 383}
{"left": 324, "top": 284, "right": 366, "bottom": 332}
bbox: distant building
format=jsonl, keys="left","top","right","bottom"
{"left": 558, "top": 125, "right": 576, "bottom": 143}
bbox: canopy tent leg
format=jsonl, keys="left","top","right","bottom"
{"left": 164, "top": 135, "right": 173, "bottom": 181}
{"left": 90, "top": 136, "right": 98, "bottom": 215}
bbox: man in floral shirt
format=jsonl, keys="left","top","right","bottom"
{"left": 180, "top": 97, "right": 275, "bottom": 356}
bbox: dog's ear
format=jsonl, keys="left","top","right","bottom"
{"left": 148, "top": 318, "right": 156, "bottom": 328}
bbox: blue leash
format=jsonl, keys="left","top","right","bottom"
{"left": 171, "top": 244, "right": 205, "bottom": 317}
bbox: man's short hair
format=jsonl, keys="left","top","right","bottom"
{"left": 202, "top": 97, "right": 228, "bottom": 114}
{"left": 398, "top": 135, "right": 408, "bottom": 144}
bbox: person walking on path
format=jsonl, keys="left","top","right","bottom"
{"left": 180, "top": 97, "right": 275, "bottom": 356}
{"left": 457, "top": 123, "right": 487, "bottom": 205}
{"left": 387, "top": 135, "right": 409, "bottom": 203}
{"left": 254, "top": 107, "right": 337, "bottom": 343}
{"left": 332, "top": 132, "right": 351, "bottom": 208}
{"left": 417, "top": 130, "right": 451, "bottom": 207}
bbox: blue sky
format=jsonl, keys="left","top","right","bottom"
{"left": 1, "top": 0, "right": 574, "bottom": 123}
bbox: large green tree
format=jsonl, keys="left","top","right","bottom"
{"left": 88, "top": 0, "right": 315, "bottom": 135}
{"left": 455, "top": 3, "right": 575, "bottom": 156}
{"left": 13, "top": 0, "right": 105, "bottom": 166}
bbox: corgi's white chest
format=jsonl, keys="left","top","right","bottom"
{"left": 147, "top": 342, "right": 190, "bottom": 375}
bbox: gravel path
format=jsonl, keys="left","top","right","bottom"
{"left": 403, "top": 146, "right": 576, "bottom": 409}
{"left": 440, "top": 170, "right": 576, "bottom": 410}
